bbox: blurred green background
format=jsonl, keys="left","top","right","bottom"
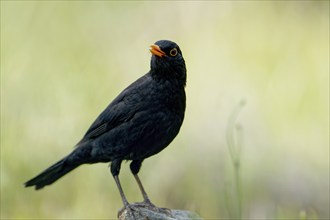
{"left": 1, "top": 1, "right": 329, "bottom": 219}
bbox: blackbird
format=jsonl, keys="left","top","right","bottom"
{"left": 25, "top": 40, "right": 187, "bottom": 211}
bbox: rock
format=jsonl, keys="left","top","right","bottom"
{"left": 118, "top": 203, "right": 203, "bottom": 220}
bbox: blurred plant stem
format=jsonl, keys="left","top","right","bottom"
{"left": 225, "top": 100, "right": 245, "bottom": 219}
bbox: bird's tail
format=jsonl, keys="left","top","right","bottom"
{"left": 25, "top": 156, "right": 80, "bottom": 190}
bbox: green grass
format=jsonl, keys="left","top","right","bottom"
{"left": 1, "top": 1, "right": 329, "bottom": 219}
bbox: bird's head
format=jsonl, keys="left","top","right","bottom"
{"left": 149, "top": 40, "right": 186, "bottom": 86}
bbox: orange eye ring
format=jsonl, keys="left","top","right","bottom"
{"left": 169, "top": 48, "right": 178, "bottom": 56}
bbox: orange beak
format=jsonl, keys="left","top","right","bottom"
{"left": 150, "top": 44, "right": 166, "bottom": 57}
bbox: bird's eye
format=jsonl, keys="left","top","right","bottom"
{"left": 169, "top": 48, "right": 178, "bottom": 56}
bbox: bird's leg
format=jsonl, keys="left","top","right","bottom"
{"left": 113, "top": 176, "right": 137, "bottom": 220}
{"left": 111, "top": 160, "right": 136, "bottom": 220}
{"left": 130, "top": 160, "right": 154, "bottom": 206}
{"left": 113, "top": 175, "right": 130, "bottom": 207}
{"left": 133, "top": 173, "right": 153, "bottom": 205}
{"left": 130, "top": 160, "right": 173, "bottom": 217}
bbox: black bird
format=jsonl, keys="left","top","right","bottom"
{"left": 25, "top": 40, "right": 187, "bottom": 210}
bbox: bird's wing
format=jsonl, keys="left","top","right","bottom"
{"left": 76, "top": 74, "right": 149, "bottom": 145}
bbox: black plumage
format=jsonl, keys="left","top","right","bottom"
{"left": 25, "top": 40, "right": 187, "bottom": 209}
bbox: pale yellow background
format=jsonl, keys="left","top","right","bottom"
{"left": 1, "top": 1, "right": 329, "bottom": 219}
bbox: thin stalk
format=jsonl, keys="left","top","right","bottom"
{"left": 226, "top": 100, "right": 245, "bottom": 219}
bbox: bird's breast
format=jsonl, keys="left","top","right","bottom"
{"left": 123, "top": 83, "right": 185, "bottom": 159}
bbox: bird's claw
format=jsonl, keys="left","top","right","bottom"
{"left": 134, "top": 201, "right": 173, "bottom": 217}
{"left": 118, "top": 204, "right": 137, "bottom": 220}
{"left": 118, "top": 202, "right": 174, "bottom": 220}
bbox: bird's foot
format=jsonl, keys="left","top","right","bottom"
{"left": 133, "top": 200, "right": 173, "bottom": 217}
{"left": 118, "top": 200, "right": 174, "bottom": 219}
{"left": 118, "top": 204, "right": 137, "bottom": 220}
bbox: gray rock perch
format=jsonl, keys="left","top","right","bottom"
{"left": 118, "top": 203, "right": 203, "bottom": 220}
